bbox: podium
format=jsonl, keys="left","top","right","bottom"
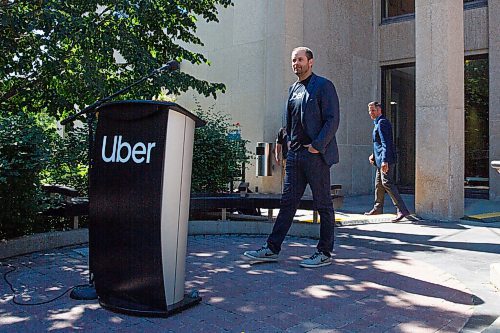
{"left": 89, "top": 100, "right": 204, "bottom": 316}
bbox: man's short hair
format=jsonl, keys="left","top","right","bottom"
{"left": 368, "top": 101, "right": 382, "bottom": 109}
{"left": 292, "top": 47, "right": 314, "bottom": 60}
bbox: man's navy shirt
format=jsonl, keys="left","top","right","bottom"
{"left": 288, "top": 75, "right": 312, "bottom": 152}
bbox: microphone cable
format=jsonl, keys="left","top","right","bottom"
{"left": 1, "top": 262, "right": 88, "bottom": 306}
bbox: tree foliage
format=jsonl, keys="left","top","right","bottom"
{"left": 465, "top": 58, "right": 488, "bottom": 110}
{"left": 0, "top": 112, "right": 51, "bottom": 238}
{"left": 42, "top": 124, "right": 90, "bottom": 195}
{"left": 0, "top": 0, "right": 232, "bottom": 118}
{"left": 464, "top": 58, "right": 489, "bottom": 179}
{"left": 0, "top": 0, "right": 234, "bottom": 239}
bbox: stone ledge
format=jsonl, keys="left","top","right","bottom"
{"left": 0, "top": 221, "right": 323, "bottom": 260}
{"left": 0, "top": 229, "right": 88, "bottom": 260}
{"left": 188, "top": 220, "right": 321, "bottom": 239}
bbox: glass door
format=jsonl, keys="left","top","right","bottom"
{"left": 382, "top": 65, "right": 416, "bottom": 192}
{"left": 464, "top": 57, "right": 489, "bottom": 197}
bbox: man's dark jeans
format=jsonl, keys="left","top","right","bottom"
{"left": 267, "top": 149, "right": 335, "bottom": 255}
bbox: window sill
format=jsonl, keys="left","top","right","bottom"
{"left": 381, "top": 14, "right": 415, "bottom": 25}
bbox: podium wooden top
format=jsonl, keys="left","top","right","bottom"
{"left": 98, "top": 100, "right": 205, "bottom": 127}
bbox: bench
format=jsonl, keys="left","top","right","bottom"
{"left": 41, "top": 184, "right": 343, "bottom": 224}
{"left": 42, "top": 185, "right": 89, "bottom": 229}
{"left": 191, "top": 184, "right": 343, "bottom": 222}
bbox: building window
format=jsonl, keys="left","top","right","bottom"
{"left": 464, "top": 0, "right": 488, "bottom": 9}
{"left": 382, "top": 0, "right": 487, "bottom": 22}
{"left": 464, "top": 57, "right": 489, "bottom": 193}
{"left": 382, "top": 0, "right": 415, "bottom": 19}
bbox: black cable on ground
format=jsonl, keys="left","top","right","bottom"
{"left": 1, "top": 262, "right": 88, "bottom": 306}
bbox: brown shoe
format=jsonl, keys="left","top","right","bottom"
{"left": 364, "top": 209, "right": 383, "bottom": 216}
{"left": 391, "top": 211, "right": 410, "bottom": 222}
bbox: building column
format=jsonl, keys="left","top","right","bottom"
{"left": 489, "top": 1, "right": 500, "bottom": 200}
{"left": 415, "top": 0, "right": 464, "bottom": 220}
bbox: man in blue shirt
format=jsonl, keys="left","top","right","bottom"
{"left": 244, "top": 47, "right": 340, "bottom": 268}
{"left": 364, "top": 101, "right": 410, "bottom": 222}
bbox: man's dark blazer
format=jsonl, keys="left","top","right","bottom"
{"left": 285, "top": 73, "right": 340, "bottom": 166}
{"left": 373, "top": 115, "right": 396, "bottom": 167}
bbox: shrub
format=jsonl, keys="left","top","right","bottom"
{"left": 0, "top": 112, "right": 51, "bottom": 239}
{"left": 191, "top": 102, "right": 250, "bottom": 193}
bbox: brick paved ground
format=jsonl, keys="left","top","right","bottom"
{"left": 0, "top": 235, "right": 474, "bottom": 332}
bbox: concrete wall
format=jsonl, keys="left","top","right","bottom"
{"left": 178, "top": 1, "right": 498, "bottom": 200}
{"left": 300, "top": 0, "right": 377, "bottom": 195}
{"left": 179, "top": 0, "right": 378, "bottom": 195}
{"left": 177, "top": 1, "right": 290, "bottom": 193}
{"left": 380, "top": 19, "right": 415, "bottom": 65}
{"left": 379, "top": 5, "right": 488, "bottom": 64}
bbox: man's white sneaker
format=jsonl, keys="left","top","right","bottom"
{"left": 243, "top": 245, "right": 278, "bottom": 262}
{"left": 300, "top": 251, "right": 332, "bottom": 268}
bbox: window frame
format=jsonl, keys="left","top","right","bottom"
{"left": 464, "top": 0, "right": 488, "bottom": 10}
{"left": 381, "top": 0, "right": 415, "bottom": 22}
{"left": 381, "top": 0, "right": 488, "bottom": 24}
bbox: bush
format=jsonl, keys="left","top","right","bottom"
{"left": 0, "top": 112, "right": 51, "bottom": 239}
{"left": 0, "top": 111, "right": 91, "bottom": 239}
{"left": 41, "top": 122, "right": 90, "bottom": 197}
{"left": 0, "top": 99, "right": 248, "bottom": 239}
{"left": 191, "top": 102, "right": 250, "bottom": 193}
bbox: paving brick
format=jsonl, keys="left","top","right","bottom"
{"left": 0, "top": 235, "right": 478, "bottom": 332}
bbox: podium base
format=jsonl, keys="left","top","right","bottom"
{"left": 99, "top": 293, "right": 202, "bottom": 317}
{"left": 70, "top": 285, "right": 98, "bottom": 300}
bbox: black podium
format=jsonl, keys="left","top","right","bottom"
{"left": 89, "top": 100, "right": 204, "bottom": 316}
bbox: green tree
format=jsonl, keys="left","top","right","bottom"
{"left": 464, "top": 58, "right": 489, "bottom": 179}
{"left": 0, "top": 112, "right": 51, "bottom": 238}
{"left": 465, "top": 59, "right": 488, "bottom": 110}
{"left": 1, "top": 0, "right": 232, "bottom": 118}
{"left": 0, "top": 1, "right": 233, "bottom": 238}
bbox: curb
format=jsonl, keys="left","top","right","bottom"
{"left": 0, "top": 229, "right": 88, "bottom": 260}
{"left": 188, "top": 219, "right": 321, "bottom": 239}
{"left": 0, "top": 217, "right": 425, "bottom": 260}
{"left": 0, "top": 220, "right": 321, "bottom": 260}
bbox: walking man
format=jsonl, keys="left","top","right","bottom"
{"left": 364, "top": 101, "right": 410, "bottom": 222}
{"left": 244, "top": 47, "right": 340, "bottom": 268}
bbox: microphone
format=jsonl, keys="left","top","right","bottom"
{"left": 158, "top": 60, "right": 180, "bottom": 72}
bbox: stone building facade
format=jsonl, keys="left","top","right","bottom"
{"left": 177, "top": 0, "right": 498, "bottom": 220}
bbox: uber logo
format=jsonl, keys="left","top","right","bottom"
{"left": 102, "top": 135, "right": 157, "bottom": 164}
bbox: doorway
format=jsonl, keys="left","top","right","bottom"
{"left": 382, "top": 58, "right": 490, "bottom": 198}
{"left": 382, "top": 65, "right": 416, "bottom": 193}
{"left": 464, "top": 57, "right": 489, "bottom": 197}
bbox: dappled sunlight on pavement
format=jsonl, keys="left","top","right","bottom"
{"left": 0, "top": 235, "right": 478, "bottom": 332}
